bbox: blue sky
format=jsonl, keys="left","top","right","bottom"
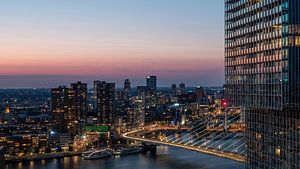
{"left": 0, "top": 0, "right": 224, "bottom": 88}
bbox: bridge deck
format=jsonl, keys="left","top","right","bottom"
{"left": 123, "top": 129, "right": 245, "bottom": 163}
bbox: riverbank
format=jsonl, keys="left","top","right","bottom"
{"left": 5, "top": 151, "right": 82, "bottom": 163}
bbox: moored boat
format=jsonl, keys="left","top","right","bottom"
{"left": 113, "top": 146, "right": 143, "bottom": 155}
{"left": 82, "top": 149, "right": 112, "bottom": 160}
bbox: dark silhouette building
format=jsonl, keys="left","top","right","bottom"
{"left": 123, "top": 79, "right": 131, "bottom": 105}
{"left": 179, "top": 83, "right": 186, "bottom": 95}
{"left": 171, "top": 84, "right": 177, "bottom": 96}
{"left": 146, "top": 76, "right": 157, "bottom": 94}
{"left": 124, "top": 79, "right": 131, "bottom": 94}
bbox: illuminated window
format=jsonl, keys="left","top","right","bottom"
{"left": 276, "top": 147, "right": 281, "bottom": 157}
{"left": 295, "top": 36, "right": 300, "bottom": 46}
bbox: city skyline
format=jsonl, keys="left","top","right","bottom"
{"left": 0, "top": 0, "right": 224, "bottom": 88}
{"left": 2, "top": 0, "right": 300, "bottom": 168}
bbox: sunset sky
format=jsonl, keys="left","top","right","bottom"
{"left": 0, "top": 0, "right": 224, "bottom": 88}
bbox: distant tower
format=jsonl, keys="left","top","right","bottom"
{"left": 124, "top": 79, "right": 131, "bottom": 93}
{"left": 71, "top": 81, "right": 88, "bottom": 122}
{"left": 179, "top": 83, "right": 186, "bottom": 95}
{"left": 171, "top": 84, "right": 177, "bottom": 96}
{"left": 95, "top": 81, "right": 115, "bottom": 127}
{"left": 146, "top": 76, "right": 157, "bottom": 94}
{"left": 195, "top": 86, "right": 206, "bottom": 103}
{"left": 123, "top": 79, "right": 131, "bottom": 106}
{"left": 195, "top": 86, "right": 205, "bottom": 98}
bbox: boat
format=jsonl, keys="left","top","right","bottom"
{"left": 82, "top": 149, "right": 98, "bottom": 157}
{"left": 82, "top": 149, "right": 112, "bottom": 160}
{"left": 113, "top": 146, "right": 144, "bottom": 155}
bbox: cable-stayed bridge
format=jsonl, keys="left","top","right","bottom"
{"left": 122, "top": 108, "right": 246, "bottom": 163}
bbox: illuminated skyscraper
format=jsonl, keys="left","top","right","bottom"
{"left": 134, "top": 96, "right": 145, "bottom": 127}
{"left": 94, "top": 81, "right": 115, "bottom": 127}
{"left": 51, "top": 82, "right": 87, "bottom": 137}
{"left": 51, "top": 86, "right": 77, "bottom": 136}
{"left": 225, "top": 0, "right": 300, "bottom": 168}
{"left": 71, "top": 81, "right": 88, "bottom": 122}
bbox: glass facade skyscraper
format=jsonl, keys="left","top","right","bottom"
{"left": 225, "top": 0, "right": 300, "bottom": 168}
{"left": 146, "top": 76, "right": 157, "bottom": 93}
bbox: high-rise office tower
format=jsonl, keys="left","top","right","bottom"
{"left": 95, "top": 81, "right": 115, "bottom": 126}
{"left": 171, "top": 84, "right": 177, "bottom": 96}
{"left": 123, "top": 79, "right": 131, "bottom": 104}
{"left": 178, "top": 83, "right": 186, "bottom": 95}
{"left": 124, "top": 79, "right": 131, "bottom": 93}
{"left": 71, "top": 81, "right": 88, "bottom": 122}
{"left": 146, "top": 76, "right": 157, "bottom": 93}
{"left": 196, "top": 86, "right": 205, "bottom": 99}
{"left": 225, "top": 0, "right": 300, "bottom": 168}
{"left": 51, "top": 86, "right": 77, "bottom": 136}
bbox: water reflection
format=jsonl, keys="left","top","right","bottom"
{"left": 6, "top": 146, "right": 244, "bottom": 169}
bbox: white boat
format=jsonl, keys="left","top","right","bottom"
{"left": 82, "top": 149, "right": 112, "bottom": 160}
{"left": 82, "top": 149, "right": 98, "bottom": 157}
{"left": 113, "top": 147, "right": 144, "bottom": 155}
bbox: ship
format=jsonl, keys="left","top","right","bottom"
{"left": 113, "top": 146, "right": 144, "bottom": 155}
{"left": 82, "top": 149, "right": 112, "bottom": 160}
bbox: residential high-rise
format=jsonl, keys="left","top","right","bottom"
{"left": 225, "top": 0, "right": 300, "bottom": 168}
{"left": 71, "top": 81, "right": 88, "bottom": 122}
{"left": 95, "top": 81, "right": 115, "bottom": 127}
{"left": 134, "top": 96, "right": 145, "bottom": 127}
{"left": 51, "top": 86, "right": 77, "bottom": 136}
{"left": 146, "top": 76, "right": 157, "bottom": 93}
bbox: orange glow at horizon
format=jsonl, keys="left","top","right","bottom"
{"left": 0, "top": 38, "right": 223, "bottom": 76}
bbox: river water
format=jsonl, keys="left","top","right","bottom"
{"left": 5, "top": 146, "right": 244, "bottom": 169}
